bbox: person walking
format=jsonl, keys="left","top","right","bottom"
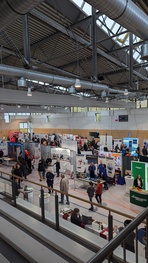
{"left": 46, "top": 167, "right": 54, "bottom": 193}
{"left": 87, "top": 181, "right": 95, "bottom": 211}
{"left": 38, "top": 159, "right": 43, "bottom": 181}
{"left": 95, "top": 179, "right": 103, "bottom": 204}
{"left": 59, "top": 174, "right": 70, "bottom": 205}
{"left": 54, "top": 158, "right": 60, "bottom": 177}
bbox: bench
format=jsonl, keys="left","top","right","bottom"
{"left": 1, "top": 217, "right": 68, "bottom": 263}
{"left": 0, "top": 200, "right": 95, "bottom": 263}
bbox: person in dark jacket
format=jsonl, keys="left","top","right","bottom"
{"left": 88, "top": 162, "right": 96, "bottom": 179}
{"left": 46, "top": 168, "right": 54, "bottom": 193}
{"left": 54, "top": 158, "right": 60, "bottom": 177}
{"left": 119, "top": 220, "right": 135, "bottom": 253}
{"left": 71, "top": 208, "right": 82, "bottom": 227}
{"left": 38, "top": 159, "right": 43, "bottom": 181}
{"left": 46, "top": 155, "right": 52, "bottom": 167}
{"left": 87, "top": 181, "right": 95, "bottom": 211}
{"left": 41, "top": 157, "right": 46, "bottom": 179}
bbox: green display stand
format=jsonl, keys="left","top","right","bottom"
{"left": 130, "top": 188, "right": 148, "bottom": 207}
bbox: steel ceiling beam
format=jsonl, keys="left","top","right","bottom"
{"left": 30, "top": 9, "right": 148, "bottom": 81}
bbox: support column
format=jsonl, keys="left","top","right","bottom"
{"left": 91, "top": 7, "right": 97, "bottom": 81}
{"left": 129, "top": 33, "right": 133, "bottom": 88}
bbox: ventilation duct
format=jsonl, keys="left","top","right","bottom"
{"left": 0, "top": 64, "right": 126, "bottom": 95}
{"left": 85, "top": 0, "right": 148, "bottom": 40}
{"left": 141, "top": 43, "right": 148, "bottom": 60}
{"left": 0, "top": 0, "right": 44, "bottom": 31}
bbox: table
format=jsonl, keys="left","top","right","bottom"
{"left": 39, "top": 193, "right": 50, "bottom": 210}
{"left": 60, "top": 210, "right": 117, "bottom": 240}
{"left": 78, "top": 178, "right": 105, "bottom": 188}
{"left": 2, "top": 157, "right": 15, "bottom": 166}
{"left": 130, "top": 187, "right": 148, "bottom": 207}
{"left": 85, "top": 221, "right": 116, "bottom": 240}
{"left": 24, "top": 187, "right": 34, "bottom": 202}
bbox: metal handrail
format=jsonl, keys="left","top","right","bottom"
{"left": 87, "top": 207, "right": 148, "bottom": 263}
{"left": 0, "top": 170, "right": 145, "bottom": 221}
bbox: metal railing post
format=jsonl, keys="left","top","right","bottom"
{"left": 108, "top": 211, "right": 113, "bottom": 262}
{"left": 40, "top": 187, "right": 45, "bottom": 222}
{"left": 55, "top": 191, "right": 59, "bottom": 231}
{"left": 146, "top": 216, "right": 148, "bottom": 262}
{"left": 12, "top": 176, "right": 16, "bottom": 207}
{"left": 135, "top": 227, "right": 139, "bottom": 263}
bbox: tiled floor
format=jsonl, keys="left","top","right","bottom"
{"left": 0, "top": 163, "right": 146, "bottom": 259}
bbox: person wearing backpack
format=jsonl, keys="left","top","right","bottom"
{"left": 46, "top": 167, "right": 55, "bottom": 193}
{"left": 87, "top": 181, "right": 95, "bottom": 211}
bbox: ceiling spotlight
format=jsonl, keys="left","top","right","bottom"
{"left": 101, "top": 90, "right": 107, "bottom": 98}
{"left": 124, "top": 89, "right": 129, "bottom": 95}
{"left": 75, "top": 78, "right": 81, "bottom": 88}
{"left": 69, "top": 86, "right": 75, "bottom": 93}
{"left": 17, "top": 77, "right": 27, "bottom": 87}
{"left": 17, "top": 105, "right": 21, "bottom": 108}
{"left": 105, "top": 97, "right": 109, "bottom": 103}
{"left": 65, "top": 107, "right": 68, "bottom": 110}
{"left": 27, "top": 87, "right": 32, "bottom": 96}
{"left": 1, "top": 105, "right": 4, "bottom": 110}
{"left": 27, "top": 105, "right": 30, "bottom": 109}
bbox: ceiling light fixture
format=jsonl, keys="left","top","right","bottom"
{"left": 75, "top": 78, "right": 81, "bottom": 88}
{"left": 69, "top": 86, "right": 75, "bottom": 93}
{"left": 27, "top": 87, "right": 32, "bottom": 96}
{"left": 124, "top": 89, "right": 129, "bottom": 95}
{"left": 17, "top": 105, "right": 21, "bottom": 108}
{"left": 17, "top": 77, "right": 27, "bottom": 87}
{"left": 101, "top": 90, "right": 107, "bottom": 98}
{"left": 105, "top": 97, "right": 109, "bottom": 103}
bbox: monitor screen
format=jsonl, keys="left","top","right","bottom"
{"left": 82, "top": 215, "right": 92, "bottom": 225}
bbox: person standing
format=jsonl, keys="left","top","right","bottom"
{"left": 95, "top": 179, "right": 103, "bottom": 204}
{"left": 46, "top": 168, "right": 54, "bottom": 193}
{"left": 46, "top": 155, "right": 52, "bottom": 167}
{"left": 41, "top": 157, "right": 46, "bottom": 179}
{"left": 87, "top": 181, "right": 95, "bottom": 211}
{"left": 38, "top": 159, "right": 43, "bottom": 181}
{"left": 59, "top": 174, "right": 70, "bottom": 205}
{"left": 142, "top": 145, "right": 147, "bottom": 156}
{"left": 88, "top": 162, "right": 96, "bottom": 179}
{"left": 54, "top": 158, "right": 60, "bottom": 177}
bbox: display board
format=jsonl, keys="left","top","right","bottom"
{"left": 98, "top": 151, "right": 122, "bottom": 177}
{"left": 123, "top": 137, "right": 138, "bottom": 156}
{"left": 76, "top": 155, "right": 86, "bottom": 173}
{"left": 51, "top": 147, "right": 73, "bottom": 174}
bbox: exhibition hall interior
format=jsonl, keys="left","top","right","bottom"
{"left": 0, "top": 0, "right": 148, "bottom": 263}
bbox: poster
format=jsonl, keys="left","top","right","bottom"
{"left": 106, "top": 157, "right": 115, "bottom": 178}
{"left": 76, "top": 155, "right": 86, "bottom": 173}
{"left": 132, "top": 161, "right": 147, "bottom": 190}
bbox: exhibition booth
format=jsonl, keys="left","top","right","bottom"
{"left": 129, "top": 161, "right": 148, "bottom": 207}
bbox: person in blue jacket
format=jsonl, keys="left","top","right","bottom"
{"left": 101, "top": 164, "right": 108, "bottom": 190}
{"left": 88, "top": 162, "right": 96, "bottom": 179}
